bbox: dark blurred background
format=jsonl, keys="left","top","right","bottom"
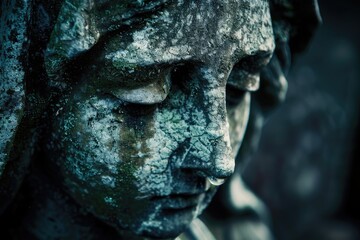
{"left": 243, "top": 1, "right": 360, "bottom": 239}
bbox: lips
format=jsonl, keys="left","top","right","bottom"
{"left": 151, "top": 193, "right": 204, "bottom": 210}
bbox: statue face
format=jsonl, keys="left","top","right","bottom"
{"left": 45, "top": 0, "right": 274, "bottom": 238}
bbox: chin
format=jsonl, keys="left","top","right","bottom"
{"left": 138, "top": 220, "right": 193, "bottom": 239}
{"left": 126, "top": 207, "right": 198, "bottom": 239}
{"left": 137, "top": 191, "right": 217, "bottom": 238}
{"left": 140, "top": 227, "right": 186, "bottom": 239}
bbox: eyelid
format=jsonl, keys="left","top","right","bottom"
{"left": 110, "top": 74, "right": 171, "bottom": 104}
{"left": 227, "top": 70, "right": 260, "bottom": 92}
{"left": 228, "top": 52, "right": 272, "bottom": 91}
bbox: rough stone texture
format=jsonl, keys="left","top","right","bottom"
{"left": 0, "top": 0, "right": 321, "bottom": 239}
{"left": 0, "top": 0, "right": 27, "bottom": 175}
{"left": 41, "top": 1, "right": 275, "bottom": 238}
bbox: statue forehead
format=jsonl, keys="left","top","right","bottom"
{"left": 54, "top": 0, "right": 270, "bottom": 41}
{"left": 45, "top": 0, "right": 273, "bottom": 79}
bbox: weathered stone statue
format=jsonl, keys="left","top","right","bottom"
{"left": 0, "top": 0, "right": 320, "bottom": 239}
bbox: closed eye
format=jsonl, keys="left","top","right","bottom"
{"left": 236, "top": 52, "right": 272, "bottom": 74}
{"left": 228, "top": 51, "right": 272, "bottom": 92}
{"left": 109, "top": 76, "right": 171, "bottom": 105}
{"left": 108, "top": 70, "right": 171, "bottom": 116}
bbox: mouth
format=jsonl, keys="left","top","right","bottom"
{"left": 151, "top": 193, "right": 205, "bottom": 210}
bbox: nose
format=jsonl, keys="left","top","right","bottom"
{"left": 174, "top": 65, "right": 235, "bottom": 180}
{"left": 208, "top": 136, "right": 235, "bottom": 179}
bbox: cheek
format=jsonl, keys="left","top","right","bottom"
{"left": 51, "top": 94, "right": 175, "bottom": 199}
{"left": 227, "top": 92, "right": 251, "bottom": 157}
{"left": 49, "top": 98, "right": 153, "bottom": 219}
{"left": 56, "top": 99, "right": 122, "bottom": 179}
